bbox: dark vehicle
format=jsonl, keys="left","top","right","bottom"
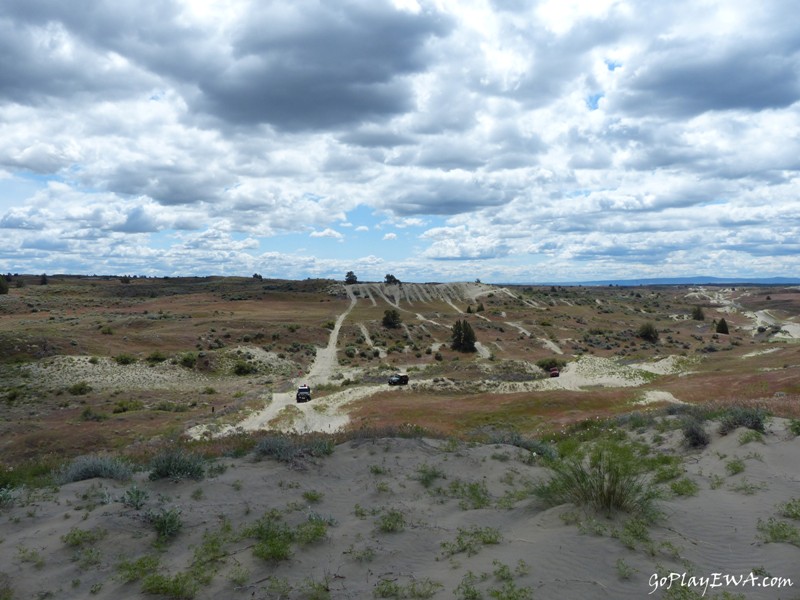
{"left": 549, "top": 367, "right": 560, "bottom": 378}
{"left": 296, "top": 384, "right": 311, "bottom": 403}
{"left": 388, "top": 374, "right": 409, "bottom": 385}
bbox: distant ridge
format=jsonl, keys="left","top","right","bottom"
{"left": 534, "top": 276, "right": 800, "bottom": 286}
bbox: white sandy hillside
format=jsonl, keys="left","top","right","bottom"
{"left": 1, "top": 416, "right": 798, "bottom": 600}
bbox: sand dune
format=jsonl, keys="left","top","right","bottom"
{"left": 1, "top": 417, "right": 798, "bottom": 599}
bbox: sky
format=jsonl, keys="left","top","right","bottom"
{"left": 1, "top": 0, "right": 799, "bottom": 283}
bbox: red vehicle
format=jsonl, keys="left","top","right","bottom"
{"left": 549, "top": 367, "right": 560, "bottom": 378}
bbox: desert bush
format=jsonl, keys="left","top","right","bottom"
{"left": 61, "top": 526, "right": 107, "bottom": 547}
{"left": 441, "top": 526, "right": 502, "bottom": 557}
{"left": 415, "top": 463, "right": 446, "bottom": 488}
{"left": 145, "top": 351, "right": 168, "bottom": 364}
{"left": 253, "top": 434, "right": 335, "bottom": 463}
{"left": 113, "top": 399, "right": 144, "bottom": 413}
{"left": 147, "top": 507, "right": 183, "bottom": 542}
{"left": 79, "top": 406, "right": 108, "bottom": 421}
{"left": 233, "top": 360, "right": 258, "bottom": 375}
{"left": 68, "top": 381, "right": 93, "bottom": 396}
{"left": 114, "top": 353, "right": 137, "bottom": 365}
{"left": 533, "top": 441, "right": 660, "bottom": 520}
{"left": 779, "top": 498, "right": 800, "bottom": 520}
{"left": 246, "top": 510, "right": 296, "bottom": 561}
{"left": 120, "top": 484, "right": 150, "bottom": 509}
{"left": 0, "top": 486, "right": 15, "bottom": 509}
{"left": 718, "top": 407, "right": 768, "bottom": 435}
{"left": 141, "top": 572, "right": 198, "bottom": 598}
{"left": 179, "top": 352, "right": 197, "bottom": 368}
{"left": 757, "top": 517, "right": 800, "bottom": 546}
{"left": 716, "top": 318, "right": 729, "bottom": 334}
{"left": 681, "top": 418, "right": 710, "bottom": 448}
{"left": 0, "top": 573, "right": 13, "bottom": 600}
{"left": 148, "top": 449, "right": 205, "bottom": 481}
{"left": 117, "top": 555, "right": 160, "bottom": 583}
{"left": 376, "top": 508, "right": 406, "bottom": 533}
{"left": 788, "top": 419, "right": 800, "bottom": 437}
{"left": 55, "top": 454, "right": 133, "bottom": 484}
{"left": 636, "top": 322, "right": 659, "bottom": 343}
{"left": 535, "top": 357, "right": 566, "bottom": 372}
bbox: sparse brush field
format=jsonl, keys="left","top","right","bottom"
{"left": 1, "top": 276, "right": 799, "bottom": 470}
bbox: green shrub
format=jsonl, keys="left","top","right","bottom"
{"left": 117, "top": 554, "right": 161, "bottom": 583}
{"left": 145, "top": 351, "right": 168, "bottom": 364}
{"left": 681, "top": 418, "right": 710, "bottom": 448}
{"left": 725, "top": 458, "right": 745, "bottom": 476}
{"left": 68, "top": 381, "right": 93, "bottom": 396}
{"left": 55, "top": 455, "right": 133, "bottom": 484}
{"left": 670, "top": 477, "right": 699, "bottom": 497}
{"left": 148, "top": 449, "right": 205, "bottom": 481}
{"left": 636, "top": 322, "right": 659, "bottom": 343}
{"left": 61, "top": 526, "right": 107, "bottom": 547}
{"left": 376, "top": 509, "right": 406, "bottom": 533}
{"left": 253, "top": 434, "right": 335, "bottom": 463}
{"left": 79, "top": 407, "right": 108, "bottom": 422}
{"left": 0, "top": 486, "right": 15, "bottom": 509}
{"left": 533, "top": 441, "right": 660, "bottom": 519}
{"left": 441, "top": 526, "right": 502, "bottom": 557}
{"left": 789, "top": 419, "right": 800, "bottom": 437}
{"left": 415, "top": 463, "right": 445, "bottom": 488}
{"left": 535, "top": 358, "right": 566, "bottom": 372}
{"left": 719, "top": 407, "right": 768, "bottom": 435}
{"left": 233, "top": 360, "right": 258, "bottom": 375}
{"left": 141, "top": 572, "right": 198, "bottom": 598}
{"left": 147, "top": 507, "right": 183, "bottom": 543}
{"left": 779, "top": 498, "right": 800, "bottom": 520}
{"left": 120, "top": 484, "right": 149, "bottom": 509}
{"left": 114, "top": 354, "right": 137, "bottom": 365}
{"left": 179, "top": 352, "right": 197, "bottom": 368}
{"left": 757, "top": 517, "right": 800, "bottom": 546}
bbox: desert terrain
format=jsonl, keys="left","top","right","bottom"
{"left": 1, "top": 275, "right": 799, "bottom": 599}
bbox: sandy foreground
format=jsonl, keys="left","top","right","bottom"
{"left": 1, "top": 419, "right": 799, "bottom": 599}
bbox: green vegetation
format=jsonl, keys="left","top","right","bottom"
{"left": 716, "top": 318, "right": 729, "bottom": 334}
{"left": 441, "top": 526, "right": 502, "bottom": 557}
{"left": 382, "top": 308, "right": 402, "bottom": 329}
{"left": 636, "top": 322, "right": 659, "bottom": 343}
{"left": 534, "top": 440, "right": 661, "bottom": 520}
{"left": 451, "top": 319, "right": 477, "bottom": 352}
{"left": 55, "top": 454, "right": 133, "bottom": 484}
{"left": 148, "top": 449, "right": 205, "bottom": 481}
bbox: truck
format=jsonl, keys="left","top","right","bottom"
{"left": 296, "top": 384, "right": 311, "bottom": 403}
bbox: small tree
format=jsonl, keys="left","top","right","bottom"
{"left": 716, "top": 318, "right": 729, "bottom": 335}
{"left": 476, "top": 302, "right": 485, "bottom": 312}
{"left": 451, "top": 320, "right": 477, "bottom": 352}
{"left": 691, "top": 306, "right": 705, "bottom": 321}
{"left": 382, "top": 309, "right": 402, "bottom": 329}
{"left": 384, "top": 274, "right": 400, "bottom": 285}
{"left": 40, "top": 273, "right": 48, "bottom": 285}
{"left": 345, "top": 271, "right": 358, "bottom": 285}
{"left": 0, "top": 277, "right": 8, "bottom": 295}
{"left": 636, "top": 322, "right": 659, "bottom": 343}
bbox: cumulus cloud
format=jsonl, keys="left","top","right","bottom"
{"left": 0, "top": 0, "right": 798, "bottom": 281}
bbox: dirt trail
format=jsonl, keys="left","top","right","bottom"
{"left": 189, "top": 292, "right": 358, "bottom": 438}
{"left": 506, "top": 321, "right": 563, "bottom": 354}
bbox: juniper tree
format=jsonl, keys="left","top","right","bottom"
{"left": 716, "top": 318, "right": 729, "bottom": 334}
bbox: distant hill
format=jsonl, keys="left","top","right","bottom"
{"left": 537, "top": 276, "right": 800, "bottom": 286}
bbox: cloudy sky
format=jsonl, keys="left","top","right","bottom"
{"left": 1, "top": 0, "right": 799, "bottom": 283}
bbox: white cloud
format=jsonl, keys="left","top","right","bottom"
{"left": 310, "top": 228, "right": 344, "bottom": 240}
{"left": 0, "top": 0, "right": 798, "bottom": 281}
